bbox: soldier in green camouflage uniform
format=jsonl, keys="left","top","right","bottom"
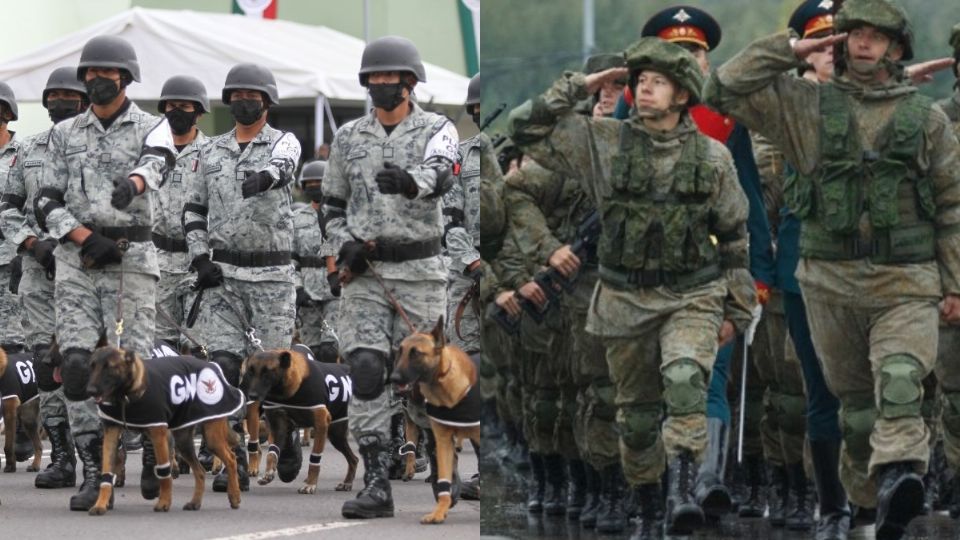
{"left": 704, "top": 2, "right": 960, "bottom": 537}
{"left": 0, "top": 83, "right": 25, "bottom": 351}
{"left": 510, "top": 38, "right": 754, "bottom": 538}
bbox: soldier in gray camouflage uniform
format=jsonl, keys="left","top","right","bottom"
{"left": 0, "top": 82, "right": 25, "bottom": 351}
{"left": 1, "top": 67, "right": 88, "bottom": 491}
{"left": 37, "top": 36, "right": 175, "bottom": 511}
{"left": 293, "top": 160, "right": 341, "bottom": 363}
{"left": 183, "top": 63, "right": 301, "bottom": 493}
{"left": 322, "top": 36, "right": 457, "bottom": 520}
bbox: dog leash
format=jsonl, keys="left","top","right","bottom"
{"left": 155, "top": 305, "right": 208, "bottom": 357}
{"left": 114, "top": 240, "right": 131, "bottom": 349}
{"left": 217, "top": 285, "right": 264, "bottom": 351}
{"left": 364, "top": 258, "right": 417, "bottom": 334}
{"left": 453, "top": 281, "right": 480, "bottom": 342}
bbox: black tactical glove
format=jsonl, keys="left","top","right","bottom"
{"left": 30, "top": 237, "right": 58, "bottom": 273}
{"left": 241, "top": 171, "right": 274, "bottom": 199}
{"left": 327, "top": 271, "right": 342, "bottom": 297}
{"left": 295, "top": 287, "right": 312, "bottom": 307}
{"left": 466, "top": 263, "right": 482, "bottom": 285}
{"left": 8, "top": 255, "right": 22, "bottom": 294}
{"left": 80, "top": 232, "right": 124, "bottom": 269}
{"left": 337, "top": 240, "right": 370, "bottom": 275}
{"left": 110, "top": 176, "right": 139, "bottom": 210}
{"left": 190, "top": 254, "right": 224, "bottom": 289}
{"left": 375, "top": 162, "right": 418, "bottom": 198}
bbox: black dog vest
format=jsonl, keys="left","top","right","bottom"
{"left": 0, "top": 352, "right": 38, "bottom": 404}
{"left": 261, "top": 357, "right": 351, "bottom": 422}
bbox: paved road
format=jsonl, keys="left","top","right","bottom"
{"left": 0, "top": 436, "right": 479, "bottom": 540}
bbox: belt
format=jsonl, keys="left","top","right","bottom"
{"left": 83, "top": 224, "right": 152, "bottom": 242}
{"left": 152, "top": 233, "right": 188, "bottom": 253}
{"left": 292, "top": 254, "right": 325, "bottom": 268}
{"left": 599, "top": 263, "right": 722, "bottom": 291}
{"left": 369, "top": 237, "right": 442, "bottom": 263}
{"left": 212, "top": 249, "right": 291, "bottom": 268}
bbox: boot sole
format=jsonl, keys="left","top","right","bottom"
{"left": 342, "top": 507, "right": 395, "bottom": 519}
{"left": 876, "top": 475, "right": 924, "bottom": 540}
{"left": 36, "top": 478, "right": 77, "bottom": 489}
{"left": 667, "top": 504, "right": 704, "bottom": 535}
{"left": 699, "top": 488, "right": 732, "bottom": 518}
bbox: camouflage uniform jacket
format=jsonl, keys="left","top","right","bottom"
{"left": 442, "top": 132, "right": 483, "bottom": 274}
{"left": 704, "top": 30, "right": 960, "bottom": 307}
{"left": 937, "top": 91, "right": 960, "bottom": 139}
{"left": 184, "top": 124, "right": 301, "bottom": 283}
{"left": 154, "top": 131, "right": 207, "bottom": 275}
{"left": 39, "top": 101, "right": 175, "bottom": 277}
{"left": 479, "top": 134, "right": 506, "bottom": 303}
{"left": 291, "top": 202, "right": 335, "bottom": 302}
{"left": 751, "top": 131, "right": 786, "bottom": 236}
{"left": 508, "top": 72, "right": 755, "bottom": 333}
{"left": 1, "top": 129, "right": 55, "bottom": 250}
{"left": 0, "top": 134, "right": 23, "bottom": 265}
{"left": 321, "top": 102, "right": 459, "bottom": 281}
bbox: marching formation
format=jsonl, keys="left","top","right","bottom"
{"left": 0, "top": 31, "right": 482, "bottom": 526}
{"left": 481, "top": 1, "right": 960, "bottom": 539}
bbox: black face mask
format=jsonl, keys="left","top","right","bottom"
{"left": 304, "top": 186, "right": 324, "bottom": 203}
{"left": 229, "top": 99, "right": 263, "bottom": 126}
{"left": 165, "top": 108, "right": 199, "bottom": 136}
{"left": 85, "top": 77, "right": 120, "bottom": 106}
{"left": 47, "top": 99, "right": 83, "bottom": 123}
{"left": 472, "top": 111, "right": 481, "bottom": 128}
{"left": 368, "top": 83, "right": 406, "bottom": 111}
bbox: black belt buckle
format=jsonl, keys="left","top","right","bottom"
{"left": 638, "top": 269, "right": 661, "bottom": 287}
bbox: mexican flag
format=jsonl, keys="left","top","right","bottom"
{"left": 232, "top": 0, "right": 277, "bottom": 18}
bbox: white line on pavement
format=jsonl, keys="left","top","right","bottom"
{"left": 206, "top": 521, "right": 365, "bottom": 540}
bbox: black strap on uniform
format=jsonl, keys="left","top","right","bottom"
{"left": 296, "top": 255, "right": 325, "bottom": 268}
{"left": 152, "top": 233, "right": 188, "bottom": 252}
{"left": 369, "top": 237, "right": 442, "bottom": 262}
{"left": 39, "top": 188, "right": 65, "bottom": 216}
{"left": 0, "top": 193, "right": 26, "bottom": 212}
{"left": 212, "top": 249, "right": 291, "bottom": 268}
{"left": 182, "top": 203, "right": 208, "bottom": 233}
{"left": 82, "top": 224, "right": 152, "bottom": 242}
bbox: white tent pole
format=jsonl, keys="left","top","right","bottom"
{"left": 314, "top": 94, "right": 326, "bottom": 156}
{"left": 324, "top": 97, "right": 338, "bottom": 134}
{"left": 363, "top": 0, "right": 371, "bottom": 112}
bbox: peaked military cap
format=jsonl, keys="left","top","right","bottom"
{"left": 641, "top": 5, "right": 721, "bottom": 51}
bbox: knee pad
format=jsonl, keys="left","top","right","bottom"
{"left": 60, "top": 348, "right": 92, "bottom": 402}
{"left": 590, "top": 378, "right": 617, "bottom": 421}
{"left": 533, "top": 388, "right": 561, "bottom": 429}
{"left": 840, "top": 392, "right": 877, "bottom": 462}
{"left": 345, "top": 348, "right": 387, "bottom": 400}
{"left": 941, "top": 392, "right": 960, "bottom": 437}
{"left": 775, "top": 392, "right": 808, "bottom": 436}
{"left": 33, "top": 345, "right": 59, "bottom": 392}
{"left": 315, "top": 342, "right": 339, "bottom": 364}
{"left": 662, "top": 358, "right": 706, "bottom": 417}
{"left": 617, "top": 402, "right": 662, "bottom": 451}
{"left": 878, "top": 354, "right": 924, "bottom": 420}
{"left": 211, "top": 350, "right": 244, "bottom": 388}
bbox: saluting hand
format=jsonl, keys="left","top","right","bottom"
{"left": 792, "top": 32, "right": 848, "bottom": 60}
{"left": 905, "top": 58, "right": 956, "bottom": 85}
{"left": 585, "top": 67, "right": 629, "bottom": 96}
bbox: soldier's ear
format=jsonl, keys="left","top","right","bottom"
{"left": 431, "top": 316, "right": 445, "bottom": 349}
{"left": 278, "top": 351, "right": 291, "bottom": 370}
{"left": 124, "top": 349, "right": 136, "bottom": 365}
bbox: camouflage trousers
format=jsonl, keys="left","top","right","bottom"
{"left": 445, "top": 272, "right": 480, "bottom": 354}
{"left": 0, "top": 261, "right": 25, "bottom": 347}
{"left": 38, "top": 387, "right": 76, "bottom": 447}
{"left": 340, "top": 274, "right": 445, "bottom": 443}
{"left": 516, "top": 312, "right": 563, "bottom": 456}
{"left": 297, "top": 299, "right": 340, "bottom": 349}
{"left": 805, "top": 297, "right": 936, "bottom": 509}
{"left": 935, "top": 325, "right": 960, "bottom": 471}
{"left": 18, "top": 257, "right": 55, "bottom": 348}
{"left": 566, "top": 305, "right": 618, "bottom": 468}
{"left": 154, "top": 269, "right": 194, "bottom": 347}
{"left": 193, "top": 278, "right": 296, "bottom": 355}
{"left": 482, "top": 311, "right": 523, "bottom": 427}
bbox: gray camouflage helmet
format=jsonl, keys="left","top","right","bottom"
{"left": 221, "top": 63, "right": 279, "bottom": 105}
{"left": 466, "top": 73, "right": 480, "bottom": 106}
{"left": 0, "top": 82, "right": 16, "bottom": 121}
{"left": 77, "top": 35, "right": 141, "bottom": 82}
{"left": 358, "top": 36, "right": 427, "bottom": 86}
{"left": 834, "top": 0, "right": 914, "bottom": 61}
{"left": 299, "top": 160, "right": 327, "bottom": 186}
{"left": 624, "top": 37, "right": 704, "bottom": 105}
{"left": 583, "top": 53, "right": 627, "bottom": 75}
{"left": 43, "top": 66, "right": 88, "bottom": 108}
{"left": 158, "top": 75, "right": 210, "bottom": 113}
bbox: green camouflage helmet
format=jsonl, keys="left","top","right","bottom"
{"left": 583, "top": 53, "right": 626, "bottom": 75}
{"left": 950, "top": 23, "right": 960, "bottom": 52}
{"left": 834, "top": 0, "right": 914, "bottom": 61}
{"left": 624, "top": 37, "right": 704, "bottom": 105}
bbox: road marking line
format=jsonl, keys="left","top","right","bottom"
{"left": 206, "top": 521, "right": 365, "bottom": 540}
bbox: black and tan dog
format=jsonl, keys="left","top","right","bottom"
{"left": 85, "top": 346, "right": 244, "bottom": 515}
{"left": 1, "top": 349, "right": 42, "bottom": 473}
{"left": 241, "top": 346, "right": 357, "bottom": 494}
{"left": 391, "top": 316, "right": 481, "bottom": 524}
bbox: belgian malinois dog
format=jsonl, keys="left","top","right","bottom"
{"left": 1, "top": 350, "right": 42, "bottom": 473}
{"left": 391, "top": 316, "right": 481, "bottom": 524}
{"left": 241, "top": 347, "right": 357, "bottom": 494}
{"left": 85, "top": 347, "right": 242, "bottom": 515}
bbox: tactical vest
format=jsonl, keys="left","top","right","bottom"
{"left": 786, "top": 83, "right": 936, "bottom": 263}
{"left": 599, "top": 123, "right": 720, "bottom": 278}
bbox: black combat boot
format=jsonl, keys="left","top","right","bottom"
{"left": 527, "top": 452, "right": 545, "bottom": 514}
{"left": 630, "top": 482, "right": 665, "bottom": 540}
{"left": 738, "top": 455, "right": 768, "bottom": 518}
{"left": 341, "top": 434, "right": 395, "bottom": 519}
{"left": 694, "top": 417, "right": 732, "bottom": 519}
{"left": 140, "top": 433, "right": 159, "bottom": 500}
{"left": 578, "top": 462, "right": 601, "bottom": 528}
{"left": 950, "top": 475, "right": 960, "bottom": 519}
{"left": 785, "top": 461, "right": 815, "bottom": 530}
{"left": 387, "top": 413, "right": 405, "bottom": 480}
{"left": 541, "top": 453, "right": 566, "bottom": 516}
{"left": 212, "top": 439, "right": 250, "bottom": 492}
{"left": 565, "top": 458, "right": 586, "bottom": 520}
{"left": 35, "top": 416, "right": 75, "bottom": 489}
{"left": 809, "top": 439, "right": 850, "bottom": 540}
{"left": 197, "top": 434, "right": 214, "bottom": 473}
{"left": 768, "top": 463, "right": 790, "bottom": 526}
{"left": 665, "top": 450, "right": 704, "bottom": 535}
{"left": 277, "top": 428, "right": 303, "bottom": 483}
{"left": 595, "top": 462, "right": 628, "bottom": 533}
{"left": 923, "top": 446, "right": 942, "bottom": 514}
{"left": 121, "top": 429, "right": 143, "bottom": 452}
{"left": 875, "top": 461, "right": 924, "bottom": 540}
{"left": 69, "top": 431, "right": 108, "bottom": 511}
{"left": 14, "top": 421, "right": 34, "bottom": 462}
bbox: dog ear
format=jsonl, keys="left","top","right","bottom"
{"left": 124, "top": 349, "right": 136, "bottom": 365}
{"left": 431, "top": 316, "right": 445, "bottom": 349}
{"left": 279, "top": 351, "right": 291, "bottom": 370}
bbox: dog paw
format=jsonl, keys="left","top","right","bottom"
{"left": 89, "top": 506, "right": 108, "bottom": 516}
{"left": 153, "top": 502, "right": 171, "bottom": 512}
{"left": 402, "top": 472, "right": 414, "bottom": 482}
{"left": 182, "top": 501, "right": 201, "bottom": 511}
{"left": 420, "top": 512, "right": 446, "bottom": 524}
{"left": 334, "top": 482, "right": 353, "bottom": 492}
{"left": 297, "top": 484, "right": 317, "bottom": 495}
{"left": 27, "top": 464, "right": 40, "bottom": 472}
{"left": 258, "top": 472, "right": 275, "bottom": 486}
{"left": 3, "top": 464, "right": 15, "bottom": 473}
{"left": 229, "top": 495, "right": 241, "bottom": 509}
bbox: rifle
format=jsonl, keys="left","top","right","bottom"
{"left": 492, "top": 134, "right": 523, "bottom": 174}
{"left": 479, "top": 103, "right": 507, "bottom": 132}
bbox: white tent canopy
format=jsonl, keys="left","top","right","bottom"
{"left": 0, "top": 7, "right": 470, "bottom": 107}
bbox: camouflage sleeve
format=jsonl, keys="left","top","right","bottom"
{"left": 751, "top": 131, "right": 785, "bottom": 231}
{"left": 408, "top": 118, "right": 459, "bottom": 200}
{"left": 256, "top": 132, "right": 301, "bottom": 189}
{"left": 703, "top": 30, "right": 822, "bottom": 175}
{"left": 494, "top": 228, "right": 534, "bottom": 291}
{"left": 129, "top": 117, "right": 177, "bottom": 192}
{"left": 442, "top": 175, "right": 478, "bottom": 274}
{"left": 38, "top": 127, "right": 81, "bottom": 241}
{"left": 479, "top": 137, "right": 506, "bottom": 239}
{"left": 0, "top": 149, "right": 35, "bottom": 247}
{"left": 184, "top": 145, "right": 210, "bottom": 261}
{"left": 479, "top": 259, "right": 498, "bottom": 303}
{"left": 926, "top": 107, "right": 960, "bottom": 296}
{"left": 504, "top": 162, "right": 563, "bottom": 266}
{"left": 320, "top": 129, "right": 350, "bottom": 258}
